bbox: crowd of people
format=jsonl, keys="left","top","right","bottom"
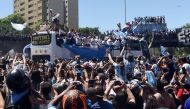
{"left": 132, "top": 16, "right": 166, "bottom": 26}
{"left": 0, "top": 46, "right": 190, "bottom": 109}
{"left": 54, "top": 28, "right": 130, "bottom": 49}
{"left": 153, "top": 30, "right": 178, "bottom": 40}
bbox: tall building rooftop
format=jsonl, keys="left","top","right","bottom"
{"left": 14, "top": 0, "right": 78, "bottom": 30}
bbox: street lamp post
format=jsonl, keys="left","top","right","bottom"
{"left": 124, "top": 0, "right": 127, "bottom": 23}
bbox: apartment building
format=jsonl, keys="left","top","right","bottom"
{"left": 14, "top": 0, "right": 78, "bottom": 29}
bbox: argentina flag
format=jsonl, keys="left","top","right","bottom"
{"left": 160, "top": 45, "right": 166, "bottom": 56}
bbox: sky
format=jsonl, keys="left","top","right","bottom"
{"left": 0, "top": 0, "right": 190, "bottom": 32}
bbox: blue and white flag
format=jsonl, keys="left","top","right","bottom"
{"left": 160, "top": 45, "right": 166, "bottom": 56}
{"left": 132, "top": 20, "right": 143, "bottom": 33}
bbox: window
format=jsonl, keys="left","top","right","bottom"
{"left": 38, "top": 13, "right": 42, "bottom": 16}
{"left": 28, "top": 10, "right": 33, "bottom": 14}
{"left": 29, "top": 22, "right": 34, "bottom": 26}
{"left": 28, "top": 16, "right": 34, "bottom": 20}
{"left": 20, "top": 8, "right": 25, "bottom": 11}
{"left": 28, "top": 0, "right": 32, "bottom": 2}
{"left": 32, "top": 34, "right": 51, "bottom": 45}
{"left": 28, "top": 4, "right": 33, "bottom": 8}
{"left": 38, "top": 6, "right": 42, "bottom": 10}
{"left": 21, "top": 13, "right": 25, "bottom": 16}
{"left": 20, "top": 2, "right": 25, "bottom": 6}
{"left": 38, "top": 0, "right": 42, "bottom": 4}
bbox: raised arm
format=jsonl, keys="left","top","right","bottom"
{"left": 12, "top": 53, "right": 18, "bottom": 67}
{"left": 107, "top": 49, "right": 114, "bottom": 64}
{"left": 101, "top": 62, "right": 110, "bottom": 70}
{"left": 104, "top": 80, "right": 115, "bottom": 99}
{"left": 120, "top": 45, "right": 126, "bottom": 57}
{"left": 124, "top": 85, "right": 136, "bottom": 104}
{"left": 157, "top": 57, "right": 164, "bottom": 69}
{"left": 49, "top": 83, "right": 74, "bottom": 106}
{"left": 0, "top": 91, "right": 4, "bottom": 109}
{"left": 22, "top": 54, "right": 26, "bottom": 66}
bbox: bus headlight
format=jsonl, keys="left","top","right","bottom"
{"left": 44, "top": 50, "right": 47, "bottom": 53}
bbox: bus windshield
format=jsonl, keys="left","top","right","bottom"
{"left": 32, "top": 34, "right": 51, "bottom": 45}
{"left": 128, "top": 40, "right": 141, "bottom": 50}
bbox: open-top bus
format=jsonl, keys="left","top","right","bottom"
{"left": 23, "top": 30, "right": 150, "bottom": 62}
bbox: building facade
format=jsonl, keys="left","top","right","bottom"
{"left": 14, "top": 0, "right": 78, "bottom": 29}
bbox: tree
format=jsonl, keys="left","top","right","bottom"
{"left": 183, "top": 23, "right": 190, "bottom": 28}
{"left": 0, "top": 13, "right": 34, "bottom": 36}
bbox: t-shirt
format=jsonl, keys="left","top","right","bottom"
{"left": 145, "top": 70, "right": 157, "bottom": 87}
{"left": 181, "top": 63, "right": 190, "bottom": 74}
{"left": 113, "top": 62, "right": 123, "bottom": 81}
{"left": 125, "top": 60, "right": 135, "bottom": 81}
{"left": 113, "top": 62, "right": 120, "bottom": 79}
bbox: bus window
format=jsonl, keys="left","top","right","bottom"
{"left": 128, "top": 40, "right": 141, "bottom": 50}
{"left": 32, "top": 34, "right": 51, "bottom": 45}
{"left": 56, "top": 34, "right": 64, "bottom": 47}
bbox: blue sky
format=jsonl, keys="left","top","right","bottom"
{"left": 0, "top": 0, "right": 190, "bottom": 31}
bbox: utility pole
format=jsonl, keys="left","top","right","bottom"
{"left": 124, "top": 0, "right": 127, "bottom": 23}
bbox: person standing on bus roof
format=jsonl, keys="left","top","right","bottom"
{"left": 49, "top": 9, "right": 60, "bottom": 31}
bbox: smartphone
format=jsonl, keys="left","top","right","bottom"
{"left": 114, "top": 80, "right": 122, "bottom": 86}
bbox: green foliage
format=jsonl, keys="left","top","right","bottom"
{"left": 78, "top": 27, "right": 101, "bottom": 36}
{"left": 183, "top": 23, "right": 190, "bottom": 28}
{"left": 173, "top": 47, "right": 190, "bottom": 57}
{"left": 35, "top": 20, "right": 43, "bottom": 30}
{"left": 0, "top": 13, "right": 34, "bottom": 36}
